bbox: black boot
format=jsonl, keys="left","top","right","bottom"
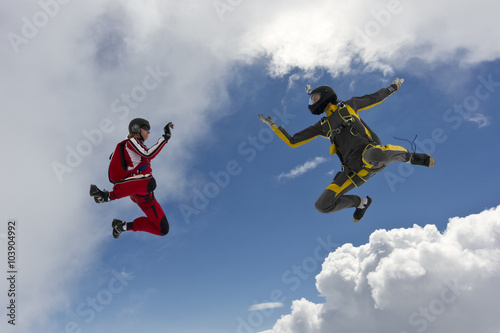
{"left": 353, "top": 196, "right": 372, "bottom": 222}
{"left": 89, "top": 184, "right": 110, "bottom": 203}
{"left": 112, "top": 219, "right": 126, "bottom": 239}
{"left": 410, "top": 153, "right": 435, "bottom": 167}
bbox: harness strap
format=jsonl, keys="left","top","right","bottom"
{"left": 321, "top": 103, "right": 375, "bottom": 144}
{"left": 320, "top": 116, "right": 334, "bottom": 141}
{"left": 342, "top": 144, "right": 387, "bottom": 187}
{"left": 342, "top": 164, "right": 369, "bottom": 188}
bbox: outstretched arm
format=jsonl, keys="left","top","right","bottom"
{"left": 258, "top": 114, "right": 322, "bottom": 148}
{"left": 273, "top": 124, "right": 323, "bottom": 148}
{"left": 347, "top": 77, "right": 404, "bottom": 112}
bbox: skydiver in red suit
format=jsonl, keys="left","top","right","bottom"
{"left": 90, "top": 118, "right": 174, "bottom": 239}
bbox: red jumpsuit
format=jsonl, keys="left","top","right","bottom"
{"left": 108, "top": 136, "right": 169, "bottom": 236}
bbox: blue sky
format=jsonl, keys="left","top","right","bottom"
{"left": 1, "top": 1, "right": 500, "bottom": 333}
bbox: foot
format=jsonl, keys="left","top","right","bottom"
{"left": 353, "top": 196, "right": 372, "bottom": 222}
{"left": 112, "top": 219, "right": 126, "bottom": 239}
{"left": 89, "top": 184, "right": 110, "bottom": 203}
{"left": 409, "top": 153, "right": 435, "bottom": 167}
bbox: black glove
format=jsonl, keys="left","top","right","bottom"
{"left": 163, "top": 122, "right": 174, "bottom": 140}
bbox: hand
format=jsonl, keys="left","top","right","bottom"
{"left": 164, "top": 122, "right": 174, "bottom": 139}
{"left": 258, "top": 114, "right": 275, "bottom": 127}
{"left": 388, "top": 77, "right": 404, "bottom": 93}
{"left": 393, "top": 77, "right": 404, "bottom": 88}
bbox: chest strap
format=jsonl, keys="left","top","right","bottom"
{"left": 321, "top": 103, "right": 372, "bottom": 144}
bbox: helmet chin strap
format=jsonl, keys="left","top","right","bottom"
{"left": 137, "top": 130, "right": 145, "bottom": 141}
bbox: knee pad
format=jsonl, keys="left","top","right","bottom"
{"left": 160, "top": 216, "right": 169, "bottom": 236}
{"left": 315, "top": 201, "right": 330, "bottom": 214}
{"left": 147, "top": 177, "right": 157, "bottom": 192}
{"left": 363, "top": 146, "right": 384, "bottom": 165}
{"left": 315, "top": 195, "right": 336, "bottom": 214}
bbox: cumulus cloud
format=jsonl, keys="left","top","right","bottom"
{"left": 277, "top": 157, "right": 329, "bottom": 181}
{"left": 262, "top": 205, "right": 500, "bottom": 333}
{"left": 235, "top": 0, "right": 500, "bottom": 77}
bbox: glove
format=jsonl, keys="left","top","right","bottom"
{"left": 163, "top": 122, "right": 174, "bottom": 140}
{"left": 387, "top": 77, "right": 404, "bottom": 93}
{"left": 258, "top": 114, "right": 275, "bottom": 127}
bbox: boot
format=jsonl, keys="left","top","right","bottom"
{"left": 112, "top": 219, "right": 126, "bottom": 239}
{"left": 409, "top": 153, "right": 435, "bottom": 167}
{"left": 89, "top": 184, "right": 110, "bottom": 203}
{"left": 353, "top": 196, "right": 372, "bottom": 222}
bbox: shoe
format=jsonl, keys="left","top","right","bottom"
{"left": 353, "top": 196, "right": 372, "bottom": 222}
{"left": 89, "top": 184, "right": 110, "bottom": 203}
{"left": 112, "top": 219, "right": 126, "bottom": 239}
{"left": 410, "top": 153, "right": 435, "bottom": 167}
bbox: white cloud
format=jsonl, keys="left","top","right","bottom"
{"left": 249, "top": 302, "right": 284, "bottom": 312}
{"left": 263, "top": 205, "right": 500, "bottom": 333}
{"left": 277, "top": 157, "right": 329, "bottom": 181}
{"left": 1, "top": 1, "right": 236, "bottom": 331}
{"left": 464, "top": 113, "right": 490, "bottom": 128}
{"left": 234, "top": 0, "right": 500, "bottom": 77}
{"left": 287, "top": 74, "right": 301, "bottom": 91}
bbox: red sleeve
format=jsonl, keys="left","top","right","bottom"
{"left": 127, "top": 137, "right": 167, "bottom": 160}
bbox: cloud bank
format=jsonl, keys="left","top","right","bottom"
{"left": 262, "top": 205, "right": 500, "bottom": 333}
{"left": 230, "top": 0, "right": 500, "bottom": 78}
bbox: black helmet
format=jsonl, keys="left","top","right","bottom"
{"left": 128, "top": 118, "right": 150, "bottom": 134}
{"left": 307, "top": 85, "right": 337, "bottom": 115}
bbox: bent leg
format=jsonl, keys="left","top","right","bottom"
{"left": 315, "top": 171, "right": 362, "bottom": 214}
{"left": 111, "top": 176, "right": 155, "bottom": 200}
{"left": 362, "top": 144, "right": 410, "bottom": 169}
{"left": 129, "top": 193, "right": 169, "bottom": 236}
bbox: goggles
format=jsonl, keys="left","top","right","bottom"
{"left": 308, "top": 93, "right": 321, "bottom": 105}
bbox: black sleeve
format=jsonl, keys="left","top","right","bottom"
{"left": 346, "top": 87, "right": 393, "bottom": 113}
{"left": 272, "top": 121, "right": 324, "bottom": 148}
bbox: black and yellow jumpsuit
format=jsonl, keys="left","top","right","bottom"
{"left": 272, "top": 87, "right": 411, "bottom": 214}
